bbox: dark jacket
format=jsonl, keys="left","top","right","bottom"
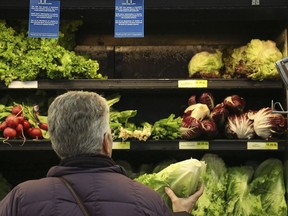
{"left": 0, "top": 154, "right": 190, "bottom": 216}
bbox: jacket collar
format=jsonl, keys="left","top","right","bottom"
{"left": 59, "top": 154, "right": 116, "bottom": 168}
{"left": 47, "top": 154, "right": 127, "bottom": 177}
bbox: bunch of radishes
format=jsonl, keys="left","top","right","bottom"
{"left": 0, "top": 104, "right": 48, "bottom": 142}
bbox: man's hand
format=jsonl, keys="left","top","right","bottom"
{"left": 165, "top": 184, "right": 204, "bottom": 213}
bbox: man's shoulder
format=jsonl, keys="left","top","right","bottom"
{"left": 14, "top": 177, "right": 58, "bottom": 198}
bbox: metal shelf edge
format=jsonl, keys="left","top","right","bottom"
{"left": 0, "top": 139, "right": 285, "bottom": 151}
{"left": 0, "top": 79, "right": 283, "bottom": 90}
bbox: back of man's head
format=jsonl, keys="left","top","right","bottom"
{"left": 47, "top": 91, "right": 110, "bottom": 159}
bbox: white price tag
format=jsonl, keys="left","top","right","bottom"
{"left": 8, "top": 81, "right": 38, "bottom": 88}
{"left": 178, "top": 80, "right": 207, "bottom": 88}
{"left": 252, "top": 0, "right": 260, "bottom": 5}
{"left": 112, "top": 141, "right": 130, "bottom": 149}
{"left": 179, "top": 141, "right": 209, "bottom": 149}
{"left": 247, "top": 142, "right": 278, "bottom": 150}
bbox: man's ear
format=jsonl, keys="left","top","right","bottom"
{"left": 102, "top": 132, "right": 113, "bottom": 157}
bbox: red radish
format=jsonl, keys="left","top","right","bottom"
{"left": 16, "top": 124, "right": 24, "bottom": 137}
{"left": 22, "top": 120, "right": 31, "bottom": 131}
{"left": 0, "top": 121, "right": 7, "bottom": 130}
{"left": 17, "top": 116, "right": 25, "bottom": 124}
{"left": 5, "top": 115, "right": 19, "bottom": 128}
{"left": 3, "top": 127, "right": 17, "bottom": 139}
{"left": 28, "top": 128, "right": 43, "bottom": 139}
{"left": 11, "top": 105, "right": 23, "bottom": 116}
{"left": 39, "top": 123, "right": 48, "bottom": 131}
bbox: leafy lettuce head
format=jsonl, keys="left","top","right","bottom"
{"left": 224, "top": 39, "right": 283, "bottom": 80}
{"left": 244, "top": 39, "right": 283, "bottom": 80}
{"left": 250, "top": 158, "right": 287, "bottom": 216}
{"left": 188, "top": 50, "right": 223, "bottom": 78}
{"left": 135, "top": 158, "right": 206, "bottom": 208}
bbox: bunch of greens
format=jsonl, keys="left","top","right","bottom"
{"left": 118, "top": 122, "right": 152, "bottom": 141}
{"left": 151, "top": 114, "right": 181, "bottom": 140}
{"left": 106, "top": 94, "right": 138, "bottom": 140}
{"left": 135, "top": 158, "right": 206, "bottom": 209}
{"left": 107, "top": 94, "right": 182, "bottom": 141}
{"left": 223, "top": 39, "right": 283, "bottom": 81}
{"left": 191, "top": 153, "right": 228, "bottom": 216}
{"left": 57, "top": 19, "right": 84, "bottom": 50}
{"left": 250, "top": 158, "right": 287, "bottom": 216}
{"left": 0, "top": 20, "right": 105, "bottom": 86}
{"left": 188, "top": 50, "right": 223, "bottom": 78}
{"left": 226, "top": 166, "right": 265, "bottom": 216}
{"left": 226, "top": 158, "right": 287, "bottom": 216}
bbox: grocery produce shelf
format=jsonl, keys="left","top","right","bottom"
{"left": 0, "top": 79, "right": 284, "bottom": 90}
{"left": 0, "top": 139, "right": 285, "bottom": 151}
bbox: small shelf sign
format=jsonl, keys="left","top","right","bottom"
{"left": 247, "top": 141, "right": 278, "bottom": 150}
{"left": 114, "top": 0, "right": 144, "bottom": 38}
{"left": 28, "top": 0, "right": 60, "bottom": 38}
{"left": 178, "top": 80, "right": 208, "bottom": 88}
{"left": 113, "top": 141, "right": 131, "bottom": 150}
{"left": 8, "top": 81, "right": 38, "bottom": 89}
{"left": 179, "top": 141, "right": 209, "bottom": 150}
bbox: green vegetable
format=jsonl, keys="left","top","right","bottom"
{"left": 118, "top": 122, "right": 152, "bottom": 141}
{"left": 110, "top": 110, "right": 138, "bottom": 140}
{"left": 188, "top": 50, "right": 223, "bottom": 78}
{"left": 226, "top": 158, "right": 287, "bottom": 216}
{"left": 250, "top": 158, "right": 287, "bottom": 216}
{"left": 223, "top": 45, "right": 247, "bottom": 79}
{"left": 226, "top": 166, "right": 265, "bottom": 216}
{"left": 135, "top": 158, "right": 206, "bottom": 209}
{"left": 106, "top": 94, "right": 121, "bottom": 107}
{"left": 0, "top": 20, "right": 105, "bottom": 86}
{"left": 223, "top": 39, "right": 283, "bottom": 81}
{"left": 245, "top": 39, "right": 283, "bottom": 80}
{"left": 151, "top": 114, "right": 181, "bottom": 140}
{"left": 192, "top": 153, "right": 228, "bottom": 216}
{"left": 57, "top": 20, "right": 83, "bottom": 50}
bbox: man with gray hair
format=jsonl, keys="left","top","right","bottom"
{"left": 0, "top": 91, "right": 203, "bottom": 216}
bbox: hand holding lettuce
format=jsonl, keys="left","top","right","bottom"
{"left": 135, "top": 158, "right": 206, "bottom": 209}
{"left": 126, "top": 153, "right": 287, "bottom": 215}
{"left": 165, "top": 183, "right": 204, "bottom": 214}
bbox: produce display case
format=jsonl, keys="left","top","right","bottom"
{"left": 0, "top": 0, "right": 287, "bottom": 210}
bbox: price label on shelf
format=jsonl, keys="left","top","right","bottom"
{"left": 247, "top": 142, "right": 278, "bottom": 150}
{"left": 8, "top": 81, "right": 38, "bottom": 88}
{"left": 178, "top": 80, "right": 208, "bottom": 88}
{"left": 113, "top": 141, "right": 130, "bottom": 149}
{"left": 179, "top": 141, "right": 209, "bottom": 149}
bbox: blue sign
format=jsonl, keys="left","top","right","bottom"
{"left": 28, "top": 0, "right": 60, "bottom": 38}
{"left": 115, "top": 0, "right": 144, "bottom": 38}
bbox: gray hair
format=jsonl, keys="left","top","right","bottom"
{"left": 47, "top": 91, "right": 110, "bottom": 159}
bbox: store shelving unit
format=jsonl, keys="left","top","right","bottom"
{"left": 0, "top": 0, "right": 287, "bottom": 187}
